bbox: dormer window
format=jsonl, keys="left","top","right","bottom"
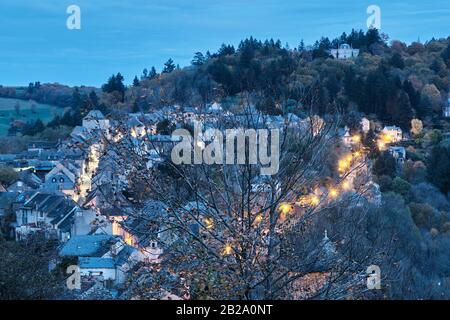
{"left": 59, "top": 177, "right": 65, "bottom": 183}
{"left": 52, "top": 178, "right": 57, "bottom": 183}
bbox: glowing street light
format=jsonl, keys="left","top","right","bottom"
{"left": 310, "top": 195, "right": 320, "bottom": 206}
{"left": 222, "top": 244, "right": 233, "bottom": 256}
{"left": 346, "top": 154, "right": 353, "bottom": 163}
{"left": 278, "top": 203, "right": 292, "bottom": 215}
{"left": 254, "top": 214, "right": 263, "bottom": 224}
{"left": 203, "top": 218, "right": 214, "bottom": 229}
{"left": 378, "top": 141, "right": 386, "bottom": 151}
{"left": 329, "top": 188, "right": 339, "bottom": 199}
{"left": 352, "top": 135, "right": 361, "bottom": 143}
{"left": 342, "top": 181, "right": 351, "bottom": 190}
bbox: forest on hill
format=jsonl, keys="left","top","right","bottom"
{"left": 1, "top": 29, "right": 449, "bottom": 132}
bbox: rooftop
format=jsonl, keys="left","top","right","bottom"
{"left": 79, "top": 257, "right": 115, "bottom": 269}
{"left": 59, "top": 234, "right": 116, "bottom": 257}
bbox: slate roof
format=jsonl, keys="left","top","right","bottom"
{"left": 84, "top": 110, "right": 105, "bottom": 120}
{"left": 59, "top": 235, "right": 116, "bottom": 257}
{"left": 79, "top": 257, "right": 115, "bottom": 269}
{"left": 22, "top": 192, "right": 78, "bottom": 226}
{"left": 115, "top": 245, "right": 137, "bottom": 266}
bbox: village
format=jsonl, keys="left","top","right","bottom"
{"left": 0, "top": 97, "right": 419, "bottom": 299}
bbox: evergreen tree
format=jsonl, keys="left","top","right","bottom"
{"left": 298, "top": 39, "right": 305, "bottom": 52}
{"left": 428, "top": 139, "right": 450, "bottom": 193}
{"left": 142, "top": 68, "right": 148, "bottom": 79}
{"left": 133, "top": 76, "right": 140, "bottom": 87}
{"left": 192, "top": 52, "right": 206, "bottom": 66}
{"left": 102, "top": 73, "right": 126, "bottom": 102}
{"left": 364, "top": 129, "right": 379, "bottom": 159}
{"left": 217, "top": 44, "right": 236, "bottom": 56}
{"left": 71, "top": 87, "right": 82, "bottom": 109}
{"left": 403, "top": 80, "right": 421, "bottom": 111}
{"left": 88, "top": 91, "right": 99, "bottom": 108}
{"left": 162, "top": 59, "right": 176, "bottom": 73}
{"left": 396, "top": 91, "right": 414, "bottom": 130}
{"left": 148, "top": 66, "right": 157, "bottom": 79}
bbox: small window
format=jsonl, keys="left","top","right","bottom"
{"left": 59, "top": 177, "right": 65, "bottom": 183}
{"left": 52, "top": 177, "right": 57, "bottom": 183}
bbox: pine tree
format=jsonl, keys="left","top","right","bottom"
{"left": 298, "top": 39, "right": 305, "bottom": 52}
{"left": 142, "top": 68, "right": 148, "bottom": 79}
{"left": 395, "top": 91, "right": 414, "bottom": 130}
{"left": 88, "top": 91, "right": 99, "bottom": 108}
{"left": 70, "top": 87, "right": 82, "bottom": 110}
{"left": 102, "top": 73, "right": 126, "bottom": 102}
{"left": 133, "top": 76, "right": 140, "bottom": 87}
{"left": 148, "top": 67, "right": 157, "bottom": 79}
{"left": 162, "top": 59, "right": 176, "bottom": 73}
{"left": 192, "top": 52, "right": 205, "bottom": 66}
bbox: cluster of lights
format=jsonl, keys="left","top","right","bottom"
{"left": 377, "top": 133, "right": 393, "bottom": 151}
{"left": 278, "top": 203, "right": 293, "bottom": 215}
{"left": 298, "top": 194, "right": 320, "bottom": 207}
{"left": 338, "top": 150, "right": 364, "bottom": 174}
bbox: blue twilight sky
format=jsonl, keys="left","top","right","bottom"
{"left": 0, "top": 0, "right": 449, "bottom": 87}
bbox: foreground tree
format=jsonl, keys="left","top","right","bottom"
{"left": 104, "top": 94, "right": 391, "bottom": 300}
{"left": 0, "top": 234, "right": 64, "bottom": 300}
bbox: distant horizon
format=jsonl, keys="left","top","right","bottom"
{"left": 1, "top": 0, "right": 449, "bottom": 87}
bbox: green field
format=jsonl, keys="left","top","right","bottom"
{"left": 0, "top": 97, "right": 63, "bottom": 136}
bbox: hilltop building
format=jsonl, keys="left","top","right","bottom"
{"left": 330, "top": 44, "right": 359, "bottom": 60}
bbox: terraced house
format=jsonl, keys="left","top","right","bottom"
{"left": 15, "top": 192, "right": 80, "bottom": 241}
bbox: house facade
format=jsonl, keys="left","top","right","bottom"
{"left": 44, "top": 163, "right": 77, "bottom": 196}
{"left": 330, "top": 44, "right": 360, "bottom": 60}
{"left": 382, "top": 126, "right": 403, "bottom": 143}
{"left": 15, "top": 192, "right": 79, "bottom": 241}
{"left": 82, "top": 110, "right": 110, "bottom": 132}
{"left": 389, "top": 146, "right": 406, "bottom": 164}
